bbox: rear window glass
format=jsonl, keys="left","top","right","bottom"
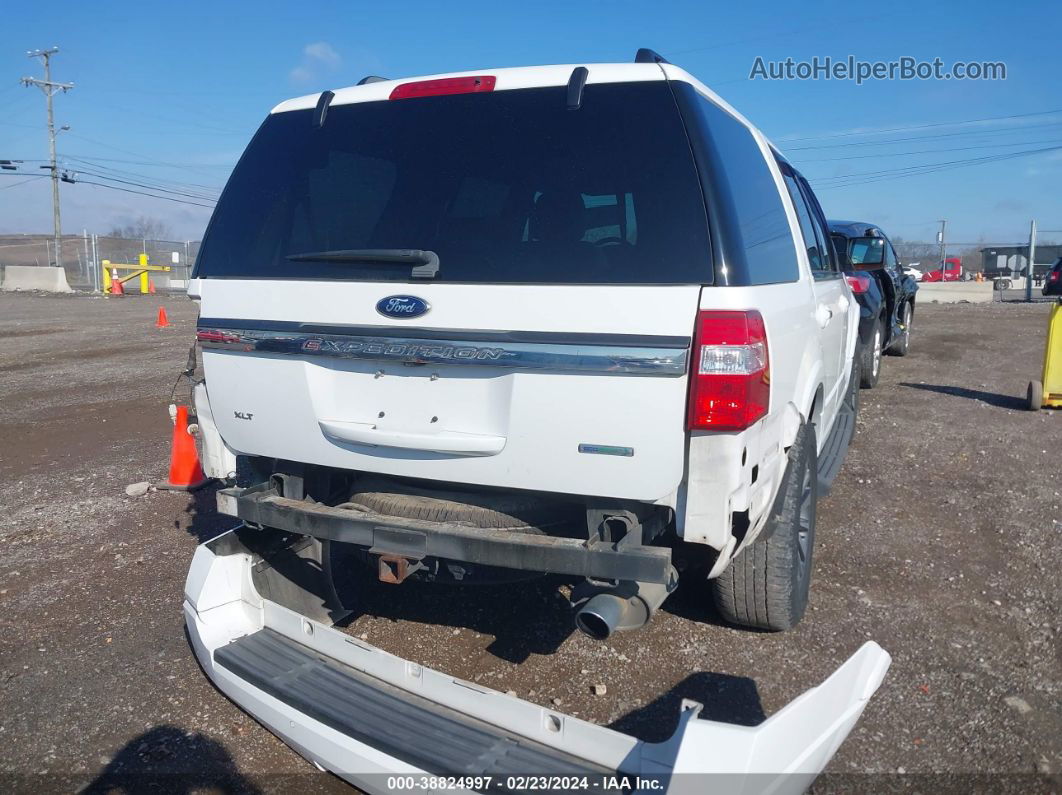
{"left": 195, "top": 82, "right": 711, "bottom": 284}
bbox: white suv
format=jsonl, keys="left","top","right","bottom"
{"left": 185, "top": 51, "right": 882, "bottom": 789}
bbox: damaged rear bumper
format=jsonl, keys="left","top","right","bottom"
{"left": 185, "top": 529, "right": 890, "bottom": 793}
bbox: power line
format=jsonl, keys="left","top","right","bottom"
{"left": 86, "top": 99, "right": 249, "bottom": 136}
{"left": 0, "top": 175, "right": 47, "bottom": 190}
{"left": 784, "top": 119, "right": 1062, "bottom": 151}
{"left": 61, "top": 156, "right": 222, "bottom": 193}
{"left": 72, "top": 179, "right": 215, "bottom": 208}
{"left": 778, "top": 107, "right": 1062, "bottom": 143}
{"left": 812, "top": 144, "right": 1062, "bottom": 190}
{"left": 793, "top": 137, "right": 1062, "bottom": 163}
{"left": 61, "top": 152, "right": 235, "bottom": 169}
{"left": 69, "top": 169, "right": 219, "bottom": 201}
{"left": 62, "top": 133, "right": 233, "bottom": 179}
{"left": 816, "top": 143, "right": 1062, "bottom": 183}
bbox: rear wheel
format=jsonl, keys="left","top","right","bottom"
{"left": 889, "top": 302, "right": 912, "bottom": 357}
{"left": 859, "top": 318, "right": 884, "bottom": 388}
{"left": 711, "top": 422, "right": 818, "bottom": 631}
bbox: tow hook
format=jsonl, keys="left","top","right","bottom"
{"left": 377, "top": 554, "right": 423, "bottom": 584}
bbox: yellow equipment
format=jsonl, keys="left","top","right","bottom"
{"left": 102, "top": 253, "right": 171, "bottom": 294}
{"left": 1028, "top": 300, "right": 1062, "bottom": 409}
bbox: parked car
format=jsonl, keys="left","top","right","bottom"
{"left": 830, "top": 221, "right": 919, "bottom": 388}
{"left": 1045, "top": 257, "right": 1062, "bottom": 296}
{"left": 903, "top": 263, "right": 923, "bottom": 281}
{"left": 184, "top": 51, "right": 887, "bottom": 789}
{"left": 922, "top": 256, "right": 963, "bottom": 282}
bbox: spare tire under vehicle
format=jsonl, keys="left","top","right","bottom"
{"left": 344, "top": 476, "right": 582, "bottom": 534}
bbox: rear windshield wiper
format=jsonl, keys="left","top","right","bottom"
{"left": 286, "top": 248, "right": 440, "bottom": 278}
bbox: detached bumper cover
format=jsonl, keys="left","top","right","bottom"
{"left": 185, "top": 531, "right": 890, "bottom": 794}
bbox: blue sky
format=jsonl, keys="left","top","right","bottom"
{"left": 1, "top": 0, "right": 1060, "bottom": 245}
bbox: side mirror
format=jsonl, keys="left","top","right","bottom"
{"left": 848, "top": 237, "right": 886, "bottom": 271}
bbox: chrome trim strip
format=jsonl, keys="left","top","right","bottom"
{"left": 196, "top": 317, "right": 692, "bottom": 349}
{"left": 197, "top": 327, "right": 688, "bottom": 376}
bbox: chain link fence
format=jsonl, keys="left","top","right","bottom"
{"left": 95, "top": 236, "right": 199, "bottom": 291}
{"left": 0, "top": 233, "right": 200, "bottom": 292}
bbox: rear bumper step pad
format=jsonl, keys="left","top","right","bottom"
{"left": 185, "top": 529, "right": 891, "bottom": 793}
{"left": 215, "top": 628, "right": 608, "bottom": 779}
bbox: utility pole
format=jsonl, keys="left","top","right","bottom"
{"left": 21, "top": 47, "right": 73, "bottom": 268}
{"left": 1025, "top": 220, "right": 1037, "bottom": 303}
{"left": 937, "top": 219, "right": 947, "bottom": 281}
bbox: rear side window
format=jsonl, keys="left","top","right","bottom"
{"left": 195, "top": 82, "right": 711, "bottom": 284}
{"left": 685, "top": 92, "right": 797, "bottom": 285}
{"left": 797, "top": 176, "right": 840, "bottom": 276}
{"left": 783, "top": 173, "right": 826, "bottom": 270}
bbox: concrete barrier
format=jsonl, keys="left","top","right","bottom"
{"left": 917, "top": 282, "right": 993, "bottom": 304}
{"left": 1, "top": 265, "right": 74, "bottom": 293}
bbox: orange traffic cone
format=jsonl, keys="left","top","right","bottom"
{"left": 156, "top": 307, "right": 170, "bottom": 328}
{"left": 111, "top": 271, "right": 124, "bottom": 296}
{"left": 157, "top": 405, "right": 210, "bottom": 491}
{"left": 148, "top": 280, "right": 156, "bottom": 294}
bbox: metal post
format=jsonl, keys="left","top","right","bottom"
{"left": 937, "top": 220, "right": 947, "bottom": 282}
{"left": 91, "top": 233, "right": 100, "bottom": 292}
{"left": 82, "top": 228, "right": 89, "bottom": 286}
{"left": 1025, "top": 220, "right": 1037, "bottom": 303}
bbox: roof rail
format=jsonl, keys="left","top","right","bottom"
{"left": 634, "top": 48, "right": 669, "bottom": 64}
{"left": 357, "top": 75, "right": 389, "bottom": 85}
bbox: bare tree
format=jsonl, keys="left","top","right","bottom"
{"left": 108, "top": 216, "right": 173, "bottom": 241}
{"left": 890, "top": 235, "right": 938, "bottom": 264}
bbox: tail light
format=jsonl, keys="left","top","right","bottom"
{"left": 389, "top": 76, "right": 496, "bottom": 100}
{"left": 1050, "top": 270, "right": 1060, "bottom": 282}
{"left": 686, "top": 310, "right": 770, "bottom": 432}
{"left": 845, "top": 273, "right": 871, "bottom": 294}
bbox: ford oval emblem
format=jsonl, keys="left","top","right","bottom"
{"left": 376, "top": 295, "right": 430, "bottom": 319}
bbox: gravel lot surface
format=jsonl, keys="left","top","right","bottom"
{"left": 0, "top": 292, "right": 1058, "bottom": 793}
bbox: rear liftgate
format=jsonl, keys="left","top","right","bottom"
{"left": 186, "top": 526, "right": 891, "bottom": 793}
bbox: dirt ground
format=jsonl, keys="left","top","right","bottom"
{"left": 0, "top": 292, "right": 1058, "bottom": 793}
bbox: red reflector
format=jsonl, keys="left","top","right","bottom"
{"left": 389, "top": 76, "right": 496, "bottom": 100}
{"left": 686, "top": 310, "right": 770, "bottom": 432}
{"left": 845, "top": 273, "right": 871, "bottom": 294}
{"left": 1051, "top": 270, "right": 1060, "bottom": 281}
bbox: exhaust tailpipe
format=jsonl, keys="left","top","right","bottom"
{"left": 572, "top": 568, "right": 677, "bottom": 640}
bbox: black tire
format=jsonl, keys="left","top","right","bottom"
{"left": 888, "top": 301, "right": 912, "bottom": 357}
{"left": 859, "top": 317, "right": 884, "bottom": 389}
{"left": 711, "top": 422, "right": 818, "bottom": 631}
{"left": 1028, "top": 380, "right": 1043, "bottom": 411}
{"left": 345, "top": 476, "right": 578, "bottom": 532}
